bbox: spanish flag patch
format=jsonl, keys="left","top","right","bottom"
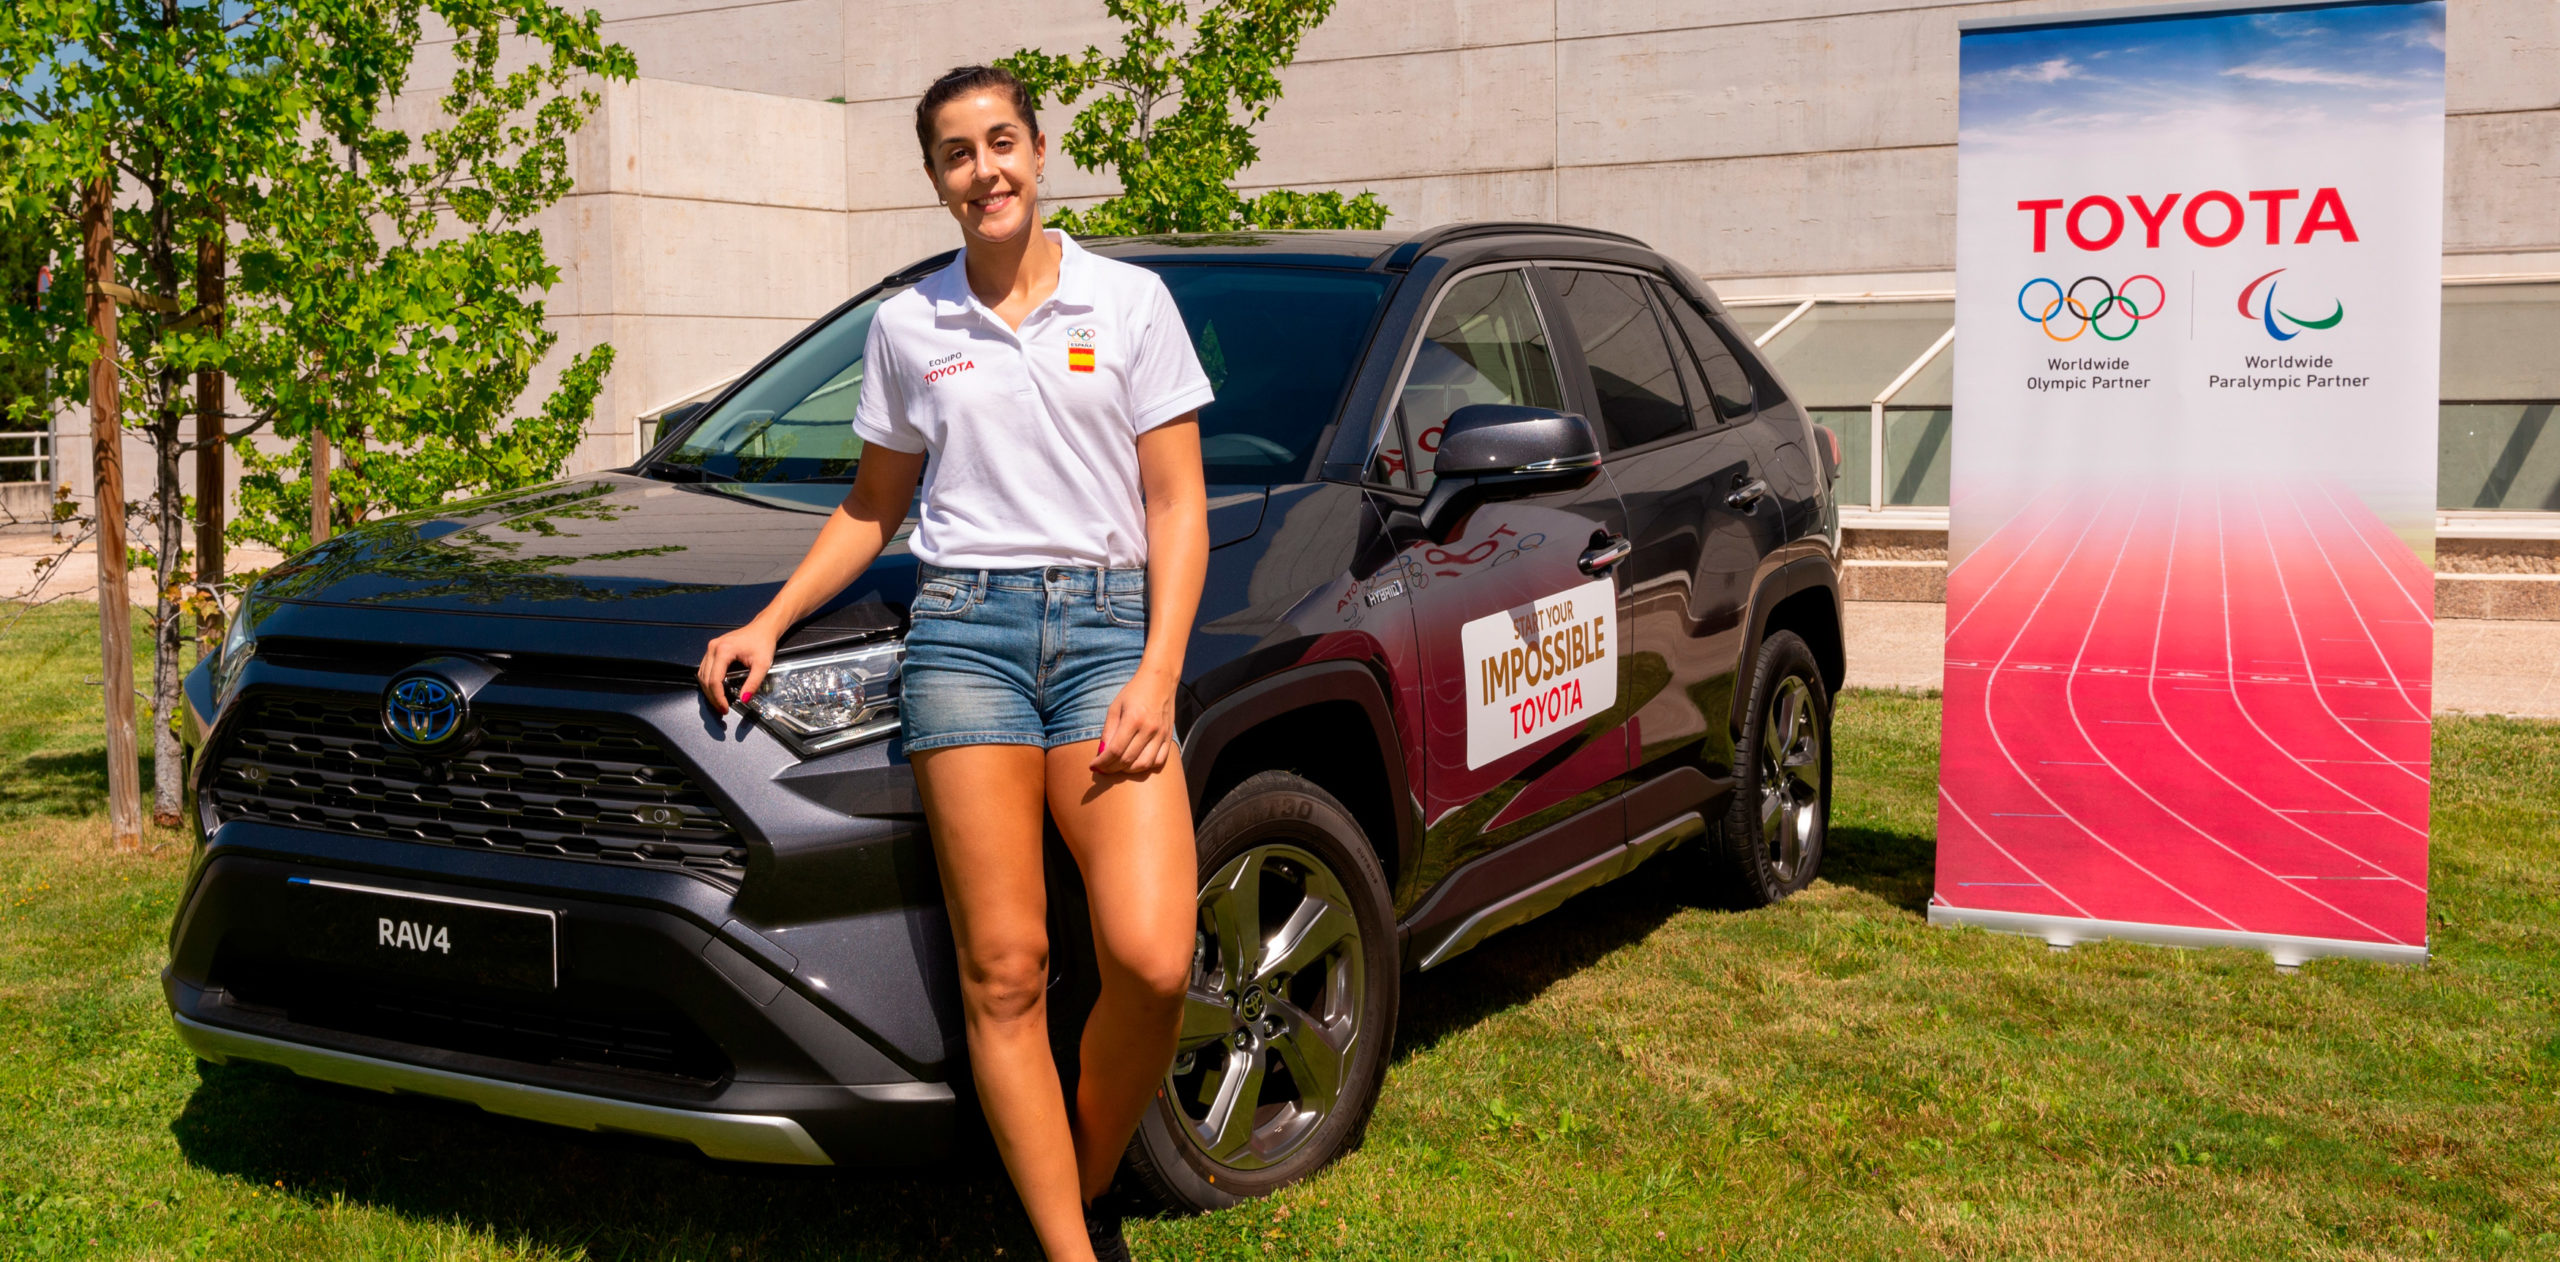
{"left": 1067, "top": 346, "right": 1096, "bottom": 373}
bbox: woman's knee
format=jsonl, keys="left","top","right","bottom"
{"left": 1105, "top": 936, "right": 1194, "bottom": 1011}
{"left": 958, "top": 939, "right": 1051, "bottom": 1026}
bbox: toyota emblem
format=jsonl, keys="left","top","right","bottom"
{"left": 383, "top": 674, "right": 467, "bottom": 750}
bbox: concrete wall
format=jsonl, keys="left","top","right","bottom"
{"left": 399, "top": 0, "right": 2560, "bottom": 474}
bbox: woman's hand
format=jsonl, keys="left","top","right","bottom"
{"left": 1093, "top": 663, "right": 1180, "bottom": 775}
{"left": 697, "top": 616, "right": 783, "bottom": 717}
{"left": 1105, "top": 418, "right": 1206, "bottom": 778}
{"left": 696, "top": 452, "right": 928, "bottom": 719}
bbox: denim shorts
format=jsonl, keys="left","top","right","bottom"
{"left": 900, "top": 564, "right": 1149, "bottom": 753}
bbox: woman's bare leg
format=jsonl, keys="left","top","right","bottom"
{"left": 1044, "top": 740, "right": 1198, "bottom": 1201}
{"left": 912, "top": 744, "right": 1095, "bottom": 1262}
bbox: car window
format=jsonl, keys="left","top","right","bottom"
{"left": 666, "top": 265, "right": 1393, "bottom": 485}
{"left": 1550, "top": 268, "right": 1691, "bottom": 450}
{"left": 669, "top": 296, "right": 883, "bottom": 481}
{"left": 1152, "top": 266, "right": 1395, "bottom": 483}
{"left": 1653, "top": 280, "right": 1757, "bottom": 425}
{"left": 1379, "top": 269, "right": 1564, "bottom": 490}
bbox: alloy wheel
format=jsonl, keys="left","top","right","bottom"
{"left": 1759, "top": 674, "right": 1824, "bottom": 885}
{"left": 1164, "top": 843, "right": 1365, "bottom": 1173}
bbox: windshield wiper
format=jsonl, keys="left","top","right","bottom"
{"left": 639, "top": 459, "right": 716, "bottom": 483}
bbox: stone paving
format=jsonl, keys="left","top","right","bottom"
{"left": 0, "top": 527, "right": 283, "bottom": 608}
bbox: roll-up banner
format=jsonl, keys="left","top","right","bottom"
{"left": 1935, "top": 0, "right": 2444, "bottom": 965}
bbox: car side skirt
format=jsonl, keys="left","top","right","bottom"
{"left": 1413, "top": 810, "right": 1707, "bottom": 971}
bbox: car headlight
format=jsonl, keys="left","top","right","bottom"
{"left": 748, "top": 638, "right": 905, "bottom": 755}
{"left": 216, "top": 603, "right": 257, "bottom": 697}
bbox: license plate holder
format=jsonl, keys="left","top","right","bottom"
{"left": 285, "top": 877, "right": 558, "bottom": 992}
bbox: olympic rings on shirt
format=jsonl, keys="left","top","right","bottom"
{"left": 2016, "top": 275, "right": 2164, "bottom": 342}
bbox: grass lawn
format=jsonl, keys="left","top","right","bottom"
{"left": 1, "top": 597, "right": 2555, "bottom": 1259}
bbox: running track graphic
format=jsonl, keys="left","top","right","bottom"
{"left": 1934, "top": 479, "right": 2432, "bottom": 948}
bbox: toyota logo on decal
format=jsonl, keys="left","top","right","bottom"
{"left": 382, "top": 674, "right": 467, "bottom": 750}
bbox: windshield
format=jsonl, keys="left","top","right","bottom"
{"left": 661, "top": 263, "right": 1393, "bottom": 484}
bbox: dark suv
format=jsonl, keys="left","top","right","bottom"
{"left": 167, "top": 223, "right": 1844, "bottom": 1211}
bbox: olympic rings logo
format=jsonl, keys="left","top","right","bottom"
{"left": 2016, "top": 275, "right": 2164, "bottom": 342}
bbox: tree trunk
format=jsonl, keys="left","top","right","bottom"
{"left": 151, "top": 392, "right": 183, "bottom": 827}
{"left": 310, "top": 427, "right": 331, "bottom": 543}
{"left": 83, "top": 171, "right": 143, "bottom": 849}
{"left": 194, "top": 227, "right": 224, "bottom": 659}
{"left": 149, "top": 190, "right": 184, "bottom": 829}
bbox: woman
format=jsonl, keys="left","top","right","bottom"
{"left": 695, "top": 65, "right": 1209, "bottom": 1262}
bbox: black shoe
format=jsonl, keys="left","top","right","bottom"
{"left": 1083, "top": 1192, "right": 1133, "bottom": 1262}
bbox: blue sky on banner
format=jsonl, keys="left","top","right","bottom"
{"left": 1959, "top": 1, "right": 2445, "bottom": 140}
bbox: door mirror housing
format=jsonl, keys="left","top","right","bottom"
{"left": 1415, "top": 404, "right": 1601, "bottom": 542}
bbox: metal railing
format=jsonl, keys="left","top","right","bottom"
{"left": 0, "top": 426, "right": 53, "bottom": 486}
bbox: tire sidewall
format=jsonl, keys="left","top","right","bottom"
{"left": 1727, "top": 630, "right": 1833, "bottom": 904}
{"left": 1125, "top": 771, "right": 1398, "bottom": 1213}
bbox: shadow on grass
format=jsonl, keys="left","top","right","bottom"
{"left": 1393, "top": 812, "right": 1939, "bottom": 1062}
{"left": 0, "top": 748, "right": 165, "bottom": 822}
{"left": 1394, "top": 865, "right": 1692, "bottom": 1063}
{"left": 172, "top": 1062, "right": 1041, "bottom": 1261}
{"left": 165, "top": 869, "right": 1719, "bottom": 1256}
{"left": 165, "top": 809, "right": 1939, "bottom": 1256}
{"left": 1821, "top": 822, "right": 1938, "bottom": 916}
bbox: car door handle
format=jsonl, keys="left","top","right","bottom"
{"left": 1726, "top": 478, "right": 1770, "bottom": 511}
{"left": 1578, "top": 535, "right": 1632, "bottom": 575}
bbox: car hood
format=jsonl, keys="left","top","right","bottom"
{"left": 246, "top": 474, "right": 1270, "bottom": 660}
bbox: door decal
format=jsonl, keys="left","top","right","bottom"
{"left": 1460, "top": 577, "right": 1617, "bottom": 769}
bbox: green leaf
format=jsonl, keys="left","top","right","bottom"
{"left": 1007, "top": 0, "right": 1387, "bottom": 236}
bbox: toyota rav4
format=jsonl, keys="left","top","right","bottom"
{"left": 167, "top": 222, "right": 1846, "bottom": 1211}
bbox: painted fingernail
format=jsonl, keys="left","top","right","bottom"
{"left": 739, "top": 690, "right": 754, "bottom": 703}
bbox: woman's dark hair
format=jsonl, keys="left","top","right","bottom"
{"left": 914, "top": 65, "right": 1040, "bottom": 164}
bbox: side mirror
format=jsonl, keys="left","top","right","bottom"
{"left": 650, "top": 400, "right": 709, "bottom": 450}
{"left": 1415, "top": 404, "right": 1601, "bottom": 542}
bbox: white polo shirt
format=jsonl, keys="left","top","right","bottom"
{"left": 853, "top": 231, "right": 1215, "bottom": 570}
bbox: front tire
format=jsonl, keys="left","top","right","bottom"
{"left": 1123, "top": 771, "right": 1398, "bottom": 1213}
{"left": 1706, "top": 629, "right": 1833, "bottom": 907}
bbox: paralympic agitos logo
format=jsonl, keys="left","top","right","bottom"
{"left": 2237, "top": 268, "right": 2342, "bottom": 341}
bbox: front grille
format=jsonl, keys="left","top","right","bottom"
{"left": 207, "top": 692, "right": 747, "bottom": 879}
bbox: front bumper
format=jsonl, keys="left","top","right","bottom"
{"left": 174, "top": 1013, "right": 842, "bottom": 1164}
{"left": 169, "top": 645, "right": 975, "bottom": 1167}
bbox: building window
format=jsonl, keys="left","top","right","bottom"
{"left": 1723, "top": 279, "right": 2560, "bottom": 518}
{"left": 2440, "top": 281, "right": 2560, "bottom": 513}
{"left": 1727, "top": 296, "right": 1953, "bottom": 511}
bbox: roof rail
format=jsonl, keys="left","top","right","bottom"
{"left": 1374, "top": 221, "right": 1649, "bottom": 272}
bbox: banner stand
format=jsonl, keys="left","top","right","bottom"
{"left": 1934, "top": 0, "right": 2444, "bottom": 967}
{"left": 1928, "top": 906, "right": 2432, "bottom": 968}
